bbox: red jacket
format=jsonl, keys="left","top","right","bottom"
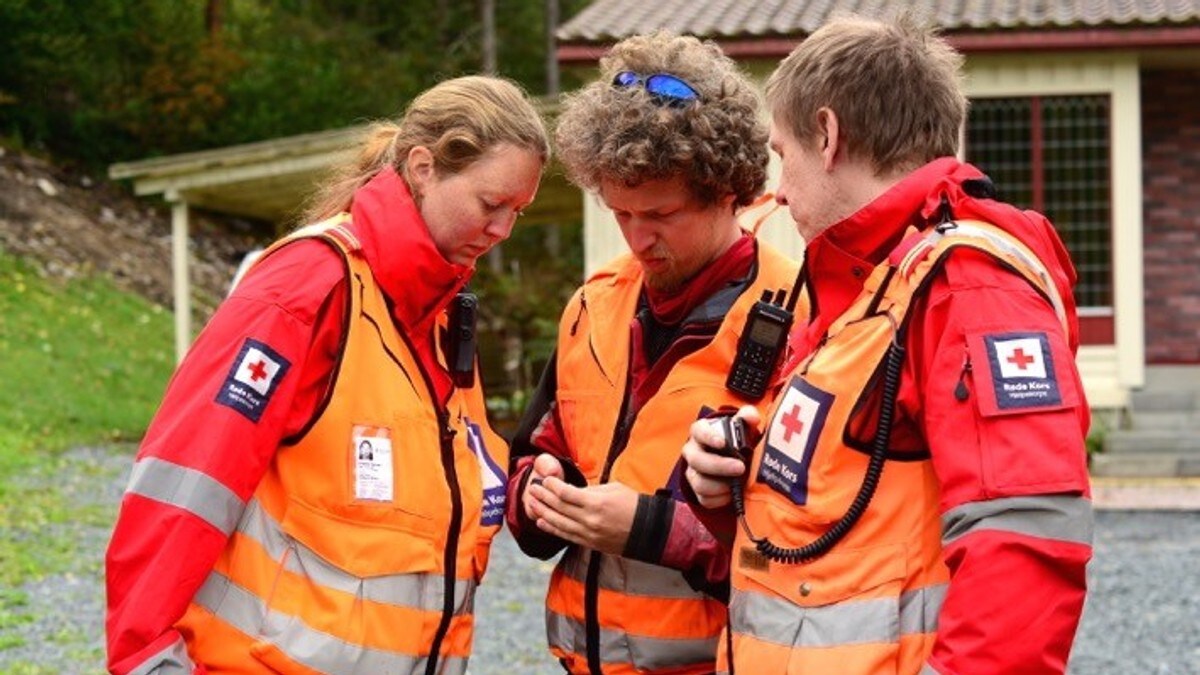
{"left": 104, "top": 169, "right": 467, "bottom": 674}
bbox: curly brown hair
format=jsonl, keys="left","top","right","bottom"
{"left": 554, "top": 32, "right": 768, "bottom": 208}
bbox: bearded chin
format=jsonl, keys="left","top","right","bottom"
{"left": 645, "top": 268, "right": 685, "bottom": 293}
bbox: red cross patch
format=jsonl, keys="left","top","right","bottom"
{"left": 969, "top": 331, "right": 1068, "bottom": 414}
{"left": 215, "top": 338, "right": 290, "bottom": 422}
{"left": 466, "top": 417, "right": 507, "bottom": 527}
{"left": 758, "top": 376, "right": 833, "bottom": 505}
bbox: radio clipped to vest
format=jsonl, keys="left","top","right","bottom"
{"left": 726, "top": 287, "right": 795, "bottom": 400}
{"left": 446, "top": 289, "right": 478, "bottom": 388}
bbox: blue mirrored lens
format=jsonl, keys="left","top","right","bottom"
{"left": 612, "top": 71, "right": 699, "bottom": 105}
{"left": 645, "top": 74, "right": 699, "bottom": 101}
{"left": 613, "top": 71, "right": 641, "bottom": 87}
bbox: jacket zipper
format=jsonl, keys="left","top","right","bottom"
{"left": 570, "top": 291, "right": 588, "bottom": 336}
{"left": 584, "top": 338, "right": 635, "bottom": 675}
{"left": 393, "top": 326, "right": 464, "bottom": 675}
{"left": 954, "top": 350, "right": 972, "bottom": 402}
{"left": 426, "top": 408, "right": 463, "bottom": 675}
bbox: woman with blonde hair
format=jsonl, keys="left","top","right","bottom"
{"left": 106, "top": 75, "right": 549, "bottom": 675}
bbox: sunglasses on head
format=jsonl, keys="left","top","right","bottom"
{"left": 612, "top": 71, "right": 700, "bottom": 106}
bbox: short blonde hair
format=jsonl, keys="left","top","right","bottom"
{"left": 555, "top": 31, "right": 768, "bottom": 208}
{"left": 766, "top": 15, "right": 966, "bottom": 175}
{"left": 302, "top": 75, "right": 550, "bottom": 223}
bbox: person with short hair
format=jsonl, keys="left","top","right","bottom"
{"left": 683, "top": 15, "right": 1093, "bottom": 675}
{"left": 105, "top": 75, "right": 550, "bottom": 675}
{"left": 506, "top": 32, "right": 802, "bottom": 675}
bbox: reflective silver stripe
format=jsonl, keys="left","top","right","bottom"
{"left": 126, "top": 634, "right": 194, "bottom": 675}
{"left": 919, "top": 663, "right": 942, "bottom": 675}
{"left": 195, "top": 571, "right": 466, "bottom": 675}
{"left": 931, "top": 221, "right": 1068, "bottom": 331}
{"left": 899, "top": 584, "right": 946, "bottom": 636}
{"left": 730, "top": 583, "right": 945, "bottom": 648}
{"left": 236, "top": 498, "right": 474, "bottom": 614}
{"left": 942, "top": 494, "right": 1094, "bottom": 548}
{"left": 545, "top": 602, "right": 584, "bottom": 657}
{"left": 557, "top": 548, "right": 707, "bottom": 599}
{"left": 729, "top": 590, "right": 803, "bottom": 648}
{"left": 328, "top": 223, "right": 361, "bottom": 250}
{"left": 125, "top": 457, "right": 245, "bottom": 536}
{"left": 546, "top": 607, "right": 718, "bottom": 671}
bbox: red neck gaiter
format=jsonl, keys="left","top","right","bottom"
{"left": 643, "top": 233, "right": 756, "bottom": 325}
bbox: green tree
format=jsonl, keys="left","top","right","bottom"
{"left": 0, "top": 0, "right": 590, "bottom": 164}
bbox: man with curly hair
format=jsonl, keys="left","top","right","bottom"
{"left": 504, "top": 32, "right": 801, "bottom": 675}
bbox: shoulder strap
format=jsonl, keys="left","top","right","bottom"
{"left": 278, "top": 213, "right": 359, "bottom": 253}
{"left": 229, "top": 214, "right": 357, "bottom": 293}
{"left": 895, "top": 219, "right": 1069, "bottom": 335}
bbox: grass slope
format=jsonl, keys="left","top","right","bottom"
{"left": 0, "top": 254, "right": 174, "bottom": 464}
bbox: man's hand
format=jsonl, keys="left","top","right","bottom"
{"left": 527, "top": 479, "right": 638, "bottom": 555}
{"left": 682, "top": 405, "right": 760, "bottom": 509}
{"left": 522, "top": 453, "right": 566, "bottom": 520}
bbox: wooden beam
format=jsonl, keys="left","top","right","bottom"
{"left": 166, "top": 192, "right": 192, "bottom": 363}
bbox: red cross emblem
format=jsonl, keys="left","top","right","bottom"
{"left": 781, "top": 404, "right": 805, "bottom": 443}
{"left": 247, "top": 359, "right": 269, "bottom": 381}
{"left": 1006, "top": 348, "right": 1035, "bottom": 370}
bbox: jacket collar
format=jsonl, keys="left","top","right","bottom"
{"left": 803, "top": 157, "right": 964, "bottom": 323}
{"left": 348, "top": 167, "right": 472, "bottom": 334}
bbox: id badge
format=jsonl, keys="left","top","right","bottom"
{"left": 352, "top": 425, "right": 394, "bottom": 502}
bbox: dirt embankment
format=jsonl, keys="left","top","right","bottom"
{"left": 0, "top": 145, "right": 268, "bottom": 321}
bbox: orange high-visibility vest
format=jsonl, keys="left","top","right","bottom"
{"left": 549, "top": 241, "right": 802, "bottom": 674}
{"left": 176, "top": 218, "right": 509, "bottom": 675}
{"left": 723, "top": 221, "right": 1069, "bottom": 675}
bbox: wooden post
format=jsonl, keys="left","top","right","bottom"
{"left": 166, "top": 191, "right": 192, "bottom": 364}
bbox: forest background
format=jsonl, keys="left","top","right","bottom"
{"left": 1, "top": 0, "right": 594, "bottom": 431}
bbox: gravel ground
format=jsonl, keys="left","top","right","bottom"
{"left": 471, "top": 534, "right": 561, "bottom": 674}
{"left": 1069, "top": 510, "right": 1200, "bottom": 674}
{"left": 0, "top": 446, "right": 128, "bottom": 675}
{"left": 1, "top": 445, "right": 1196, "bottom": 674}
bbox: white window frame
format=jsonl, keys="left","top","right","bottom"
{"left": 965, "top": 52, "right": 1144, "bottom": 408}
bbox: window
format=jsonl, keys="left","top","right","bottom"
{"left": 966, "top": 95, "right": 1113, "bottom": 344}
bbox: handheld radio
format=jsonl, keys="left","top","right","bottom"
{"left": 716, "top": 414, "right": 752, "bottom": 461}
{"left": 446, "top": 289, "right": 479, "bottom": 388}
{"left": 725, "top": 288, "right": 794, "bottom": 400}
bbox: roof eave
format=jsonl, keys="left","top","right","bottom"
{"left": 558, "top": 25, "right": 1200, "bottom": 64}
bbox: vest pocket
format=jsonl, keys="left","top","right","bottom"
{"left": 347, "top": 417, "right": 444, "bottom": 522}
{"left": 282, "top": 495, "right": 438, "bottom": 578}
{"left": 246, "top": 500, "right": 444, "bottom": 672}
{"left": 736, "top": 521, "right": 906, "bottom": 607}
